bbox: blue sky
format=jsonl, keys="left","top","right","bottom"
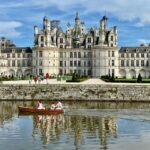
{"left": 1, "top": 0, "right": 150, "bottom": 48}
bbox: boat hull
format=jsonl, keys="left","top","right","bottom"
{"left": 18, "top": 106, "right": 64, "bottom": 115}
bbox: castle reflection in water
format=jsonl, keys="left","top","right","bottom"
{"left": 32, "top": 114, "right": 117, "bottom": 148}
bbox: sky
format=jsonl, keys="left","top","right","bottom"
{"left": 0, "top": 0, "right": 150, "bottom": 48}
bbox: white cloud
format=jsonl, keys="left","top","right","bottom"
{"left": 138, "top": 39, "right": 150, "bottom": 45}
{"left": 0, "top": 21, "right": 23, "bottom": 38}
{"left": 28, "top": 0, "right": 150, "bottom": 26}
{"left": 1, "top": 0, "right": 150, "bottom": 25}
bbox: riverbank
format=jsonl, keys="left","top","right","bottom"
{"left": 0, "top": 79, "right": 150, "bottom": 101}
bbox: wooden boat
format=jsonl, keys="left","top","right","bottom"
{"left": 18, "top": 106, "right": 64, "bottom": 115}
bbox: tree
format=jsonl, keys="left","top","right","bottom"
{"left": 137, "top": 73, "right": 142, "bottom": 83}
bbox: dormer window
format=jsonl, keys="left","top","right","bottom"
{"left": 12, "top": 49, "right": 15, "bottom": 53}
{"left": 60, "top": 38, "right": 63, "bottom": 44}
{"left": 88, "top": 37, "right": 91, "bottom": 43}
{"left": 126, "top": 48, "right": 129, "bottom": 52}
{"left": 111, "top": 36, "right": 113, "bottom": 41}
{"left": 136, "top": 48, "right": 139, "bottom": 52}
{"left": 146, "top": 49, "right": 149, "bottom": 52}
{"left": 41, "top": 36, "right": 44, "bottom": 42}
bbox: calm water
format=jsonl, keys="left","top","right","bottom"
{"left": 1, "top": 101, "right": 150, "bottom": 150}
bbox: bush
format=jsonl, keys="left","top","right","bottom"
{"left": 137, "top": 73, "right": 142, "bottom": 83}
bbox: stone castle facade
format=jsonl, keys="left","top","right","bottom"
{"left": 0, "top": 13, "right": 149, "bottom": 78}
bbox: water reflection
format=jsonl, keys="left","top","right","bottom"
{"left": 1, "top": 101, "right": 150, "bottom": 150}
{"left": 31, "top": 112, "right": 117, "bottom": 150}
{"left": 32, "top": 114, "right": 65, "bottom": 145}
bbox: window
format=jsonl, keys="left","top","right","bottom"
{"left": 141, "top": 60, "right": 144, "bottom": 66}
{"left": 131, "top": 53, "right": 134, "bottom": 58}
{"left": 88, "top": 61, "right": 91, "bottom": 67}
{"left": 136, "top": 60, "right": 139, "bottom": 67}
{"left": 23, "top": 60, "right": 26, "bottom": 67}
{"left": 39, "top": 60, "right": 43, "bottom": 66}
{"left": 60, "top": 52, "right": 63, "bottom": 58}
{"left": 74, "top": 52, "right": 77, "bottom": 58}
{"left": 74, "top": 61, "right": 77, "bottom": 67}
{"left": 88, "top": 45, "right": 91, "bottom": 49}
{"left": 23, "top": 53, "right": 26, "bottom": 58}
{"left": 78, "top": 52, "right": 81, "bottom": 58}
{"left": 28, "top": 53, "right": 31, "bottom": 58}
{"left": 111, "top": 36, "right": 114, "bottom": 41}
{"left": 39, "top": 51, "right": 42, "bottom": 57}
{"left": 8, "top": 60, "right": 10, "bottom": 67}
{"left": 70, "top": 61, "right": 73, "bottom": 67}
{"left": 126, "top": 53, "right": 129, "bottom": 58}
{"left": 136, "top": 53, "right": 139, "bottom": 58}
{"left": 59, "top": 69, "right": 63, "bottom": 75}
{"left": 7, "top": 54, "right": 10, "bottom": 58}
{"left": 60, "top": 38, "right": 63, "bottom": 43}
{"left": 126, "top": 60, "right": 129, "bottom": 67}
{"left": 147, "top": 53, "right": 149, "bottom": 58}
{"left": 64, "top": 61, "right": 66, "bottom": 67}
{"left": 141, "top": 53, "right": 144, "bottom": 58}
{"left": 112, "top": 60, "right": 115, "bottom": 66}
{"left": 12, "top": 60, "right": 15, "bottom": 67}
{"left": 112, "top": 51, "right": 115, "bottom": 57}
{"left": 88, "top": 38, "right": 91, "bottom": 43}
{"left": 17, "top": 53, "right": 20, "bottom": 58}
{"left": 111, "top": 44, "right": 113, "bottom": 47}
{"left": 121, "top": 53, "right": 124, "bottom": 58}
{"left": 12, "top": 53, "right": 15, "bottom": 58}
{"left": 88, "top": 52, "right": 91, "bottom": 58}
{"left": 41, "top": 44, "right": 44, "bottom": 47}
{"left": 131, "top": 60, "right": 134, "bottom": 66}
{"left": 78, "top": 61, "right": 81, "bottom": 67}
{"left": 121, "top": 60, "right": 124, "bottom": 67}
{"left": 146, "top": 60, "right": 149, "bottom": 67}
{"left": 27, "top": 60, "right": 31, "bottom": 67}
{"left": 59, "top": 61, "right": 63, "bottom": 67}
{"left": 88, "top": 70, "right": 91, "bottom": 76}
{"left": 70, "top": 52, "right": 73, "bottom": 58}
{"left": 39, "top": 69, "right": 43, "bottom": 75}
{"left": 60, "top": 45, "right": 63, "bottom": 48}
{"left": 18, "top": 60, "right": 21, "bottom": 67}
{"left": 84, "top": 61, "right": 86, "bottom": 67}
{"left": 41, "top": 36, "right": 44, "bottom": 42}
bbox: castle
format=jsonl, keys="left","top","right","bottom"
{"left": 0, "top": 13, "right": 149, "bottom": 78}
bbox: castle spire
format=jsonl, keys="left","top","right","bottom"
{"left": 75, "top": 12, "right": 79, "bottom": 20}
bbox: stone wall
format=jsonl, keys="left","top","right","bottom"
{"left": 0, "top": 84, "right": 150, "bottom": 101}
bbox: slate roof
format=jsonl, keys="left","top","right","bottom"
{"left": 1, "top": 47, "right": 32, "bottom": 53}
{"left": 120, "top": 47, "right": 150, "bottom": 53}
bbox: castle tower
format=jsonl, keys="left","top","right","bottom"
{"left": 99, "top": 17, "right": 105, "bottom": 46}
{"left": 34, "top": 25, "right": 38, "bottom": 46}
{"left": 66, "top": 23, "right": 72, "bottom": 48}
{"left": 34, "top": 25, "right": 38, "bottom": 35}
{"left": 74, "top": 12, "right": 81, "bottom": 38}
{"left": 43, "top": 16, "right": 51, "bottom": 47}
{"left": 102, "top": 16, "right": 108, "bottom": 31}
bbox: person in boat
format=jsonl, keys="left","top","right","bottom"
{"left": 55, "top": 101, "right": 63, "bottom": 110}
{"left": 37, "top": 100, "right": 45, "bottom": 109}
{"left": 50, "top": 103, "right": 56, "bottom": 110}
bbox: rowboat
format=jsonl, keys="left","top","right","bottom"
{"left": 18, "top": 106, "right": 64, "bottom": 115}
